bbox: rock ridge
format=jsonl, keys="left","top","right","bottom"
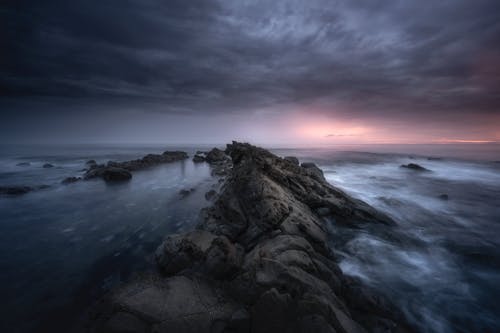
{"left": 87, "top": 142, "right": 416, "bottom": 333}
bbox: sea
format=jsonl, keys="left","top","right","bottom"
{"left": 0, "top": 143, "right": 499, "bottom": 333}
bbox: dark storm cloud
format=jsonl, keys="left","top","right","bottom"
{"left": 1, "top": 0, "right": 500, "bottom": 117}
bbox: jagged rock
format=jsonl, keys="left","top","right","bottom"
{"left": 86, "top": 159, "right": 97, "bottom": 165}
{"left": 301, "top": 162, "right": 326, "bottom": 181}
{"left": 88, "top": 142, "right": 414, "bottom": 333}
{"left": 400, "top": 163, "right": 430, "bottom": 172}
{"left": 284, "top": 156, "right": 299, "bottom": 165}
{"left": 62, "top": 177, "right": 81, "bottom": 184}
{"left": 81, "top": 151, "right": 187, "bottom": 182}
{"left": 43, "top": 163, "right": 54, "bottom": 168}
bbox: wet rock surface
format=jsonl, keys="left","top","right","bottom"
{"left": 86, "top": 142, "right": 415, "bottom": 333}
{"left": 83, "top": 151, "right": 188, "bottom": 181}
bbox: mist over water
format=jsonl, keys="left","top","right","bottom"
{"left": 274, "top": 147, "right": 500, "bottom": 333}
{"left": 0, "top": 143, "right": 499, "bottom": 332}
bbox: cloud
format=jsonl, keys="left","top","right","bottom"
{"left": 1, "top": 0, "right": 499, "bottom": 128}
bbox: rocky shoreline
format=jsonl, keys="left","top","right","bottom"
{"left": 84, "top": 142, "right": 417, "bottom": 333}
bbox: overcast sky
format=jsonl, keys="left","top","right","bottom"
{"left": 1, "top": 0, "right": 499, "bottom": 144}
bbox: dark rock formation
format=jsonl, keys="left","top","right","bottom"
{"left": 0, "top": 186, "right": 33, "bottom": 195}
{"left": 400, "top": 163, "right": 430, "bottom": 172}
{"left": 86, "top": 160, "right": 97, "bottom": 165}
{"left": 193, "top": 154, "right": 206, "bottom": 163}
{"left": 87, "top": 142, "right": 413, "bottom": 333}
{"left": 0, "top": 185, "right": 50, "bottom": 196}
{"left": 16, "top": 162, "right": 30, "bottom": 167}
{"left": 438, "top": 194, "right": 449, "bottom": 200}
{"left": 82, "top": 151, "right": 188, "bottom": 182}
{"left": 62, "top": 177, "right": 82, "bottom": 184}
{"left": 179, "top": 188, "right": 195, "bottom": 198}
{"left": 205, "top": 148, "right": 227, "bottom": 163}
{"left": 102, "top": 168, "right": 132, "bottom": 181}
{"left": 284, "top": 156, "right": 299, "bottom": 165}
{"left": 43, "top": 163, "right": 54, "bottom": 168}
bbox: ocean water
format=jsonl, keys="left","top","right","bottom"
{"left": 0, "top": 143, "right": 499, "bottom": 332}
{"left": 274, "top": 144, "right": 500, "bottom": 333}
{"left": 0, "top": 144, "right": 219, "bottom": 332}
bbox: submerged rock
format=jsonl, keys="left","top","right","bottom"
{"left": 0, "top": 185, "right": 50, "bottom": 196}
{"left": 438, "top": 194, "right": 449, "bottom": 200}
{"left": 16, "top": 162, "right": 30, "bottom": 167}
{"left": 179, "top": 188, "right": 195, "bottom": 197}
{"left": 0, "top": 186, "right": 33, "bottom": 195}
{"left": 400, "top": 163, "right": 430, "bottom": 172}
{"left": 43, "top": 163, "right": 54, "bottom": 168}
{"left": 62, "top": 177, "right": 81, "bottom": 184}
{"left": 87, "top": 142, "right": 414, "bottom": 333}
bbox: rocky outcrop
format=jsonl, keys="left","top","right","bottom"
{"left": 0, "top": 185, "right": 50, "bottom": 196}
{"left": 83, "top": 151, "right": 188, "bottom": 182}
{"left": 87, "top": 142, "right": 414, "bottom": 333}
{"left": 400, "top": 163, "right": 430, "bottom": 172}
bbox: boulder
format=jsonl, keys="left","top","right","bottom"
{"left": 43, "top": 163, "right": 54, "bottom": 168}
{"left": 301, "top": 162, "right": 326, "bottom": 181}
{"left": 400, "top": 163, "right": 430, "bottom": 172}
{"left": 205, "top": 148, "right": 227, "bottom": 163}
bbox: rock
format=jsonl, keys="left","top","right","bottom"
{"left": 400, "top": 163, "right": 430, "bottom": 172}
{"left": 43, "top": 163, "right": 54, "bottom": 168}
{"left": 101, "top": 167, "right": 132, "bottom": 181}
{"left": 438, "top": 194, "right": 449, "bottom": 200}
{"left": 81, "top": 151, "right": 187, "bottom": 182}
{"left": 193, "top": 154, "right": 206, "bottom": 163}
{"left": 86, "top": 159, "right": 97, "bottom": 165}
{"left": 205, "top": 189, "right": 217, "bottom": 201}
{"left": 205, "top": 148, "right": 227, "bottom": 163}
{"left": 0, "top": 186, "right": 33, "bottom": 195}
{"left": 284, "top": 156, "right": 299, "bottom": 165}
{"left": 88, "top": 142, "right": 415, "bottom": 333}
{"left": 16, "top": 162, "right": 30, "bottom": 166}
{"left": 0, "top": 185, "right": 50, "bottom": 196}
{"left": 179, "top": 188, "right": 195, "bottom": 197}
{"left": 301, "top": 162, "right": 326, "bottom": 181}
{"left": 427, "top": 157, "right": 442, "bottom": 161}
{"left": 62, "top": 177, "right": 81, "bottom": 184}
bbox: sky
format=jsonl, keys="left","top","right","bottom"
{"left": 1, "top": 0, "right": 500, "bottom": 145}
